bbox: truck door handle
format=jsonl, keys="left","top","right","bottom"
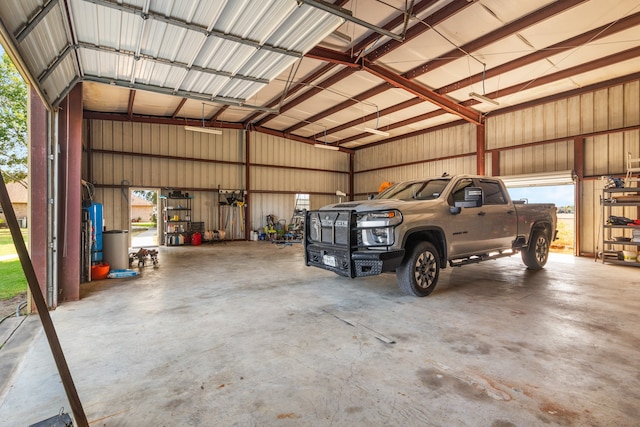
{"left": 507, "top": 210, "right": 515, "bottom": 214}
{"left": 478, "top": 211, "right": 486, "bottom": 216}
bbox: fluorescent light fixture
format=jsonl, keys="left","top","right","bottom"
{"left": 314, "top": 143, "right": 339, "bottom": 151}
{"left": 469, "top": 92, "right": 499, "bottom": 106}
{"left": 185, "top": 125, "right": 222, "bottom": 135}
{"left": 364, "top": 127, "right": 390, "bottom": 137}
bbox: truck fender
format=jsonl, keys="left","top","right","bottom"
{"left": 401, "top": 226, "right": 447, "bottom": 268}
{"left": 526, "top": 221, "right": 554, "bottom": 245}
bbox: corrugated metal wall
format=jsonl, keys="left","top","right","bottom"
{"left": 87, "top": 80, "right": 638, "bottom": 252}
{"left": 86, "top": 120, "right": 350, "bottom": 238}
{"left": 354, "top": 124, "right": 477, "bottom": 197}
{"left": 354, "top": 80, "right": 640, "bottom": 255}
{"left": 89, "top": 120, "right": 244, "bottom": 236}
{"left": 250, "top": 132, "right": 349, "bottom": 231}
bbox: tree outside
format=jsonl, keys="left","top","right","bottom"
{"left": 0, "top": 51, "right": 27, "bottom": 187}
{"left": 0, "top": 47, "right": 28, "bottom": 312}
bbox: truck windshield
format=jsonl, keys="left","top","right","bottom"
{"left": 376, "top": 179, "right": 450, "bottom": 200}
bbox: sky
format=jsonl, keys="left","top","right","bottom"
{"left": 507, "top": 185, "right": 574, "bottom": 207}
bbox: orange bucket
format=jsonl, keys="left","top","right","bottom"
{"left": 91, "top": 263, "right": 110, "bottom": 280}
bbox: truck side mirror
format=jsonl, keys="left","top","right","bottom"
{"left": 454, "top": 187, "right": 483, "bottom": 208}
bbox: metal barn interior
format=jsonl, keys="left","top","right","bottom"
{"left": 0, "top": 1, "right": 639, "bottom": 425}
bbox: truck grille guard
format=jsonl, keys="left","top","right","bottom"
{"left": 304, "top": 210, "right": 397, "bottom": 278}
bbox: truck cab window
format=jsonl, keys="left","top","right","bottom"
{"left": 448, "top": 179, "right": 474, "bottom": 206}
{"left": 478, "top": 180, "right": 507, "bottom": 205}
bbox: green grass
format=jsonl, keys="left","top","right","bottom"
{"left": 0, "top": 228, "right": 28, "bottom": 299}
{"left": 0, "top": 228, "right": 28, "bottom": 256}
{"left": 132, "top": 222, "right": 156, "bottom": 227}
{"left": 0, "top": 259, "right": 26, "bottom": 299}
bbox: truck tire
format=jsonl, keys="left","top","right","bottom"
{"left": 396, "top": 241, "right": 440, "bottom": 297}
{"left": 522, "top": 229, "right": 549, "bottom": 270}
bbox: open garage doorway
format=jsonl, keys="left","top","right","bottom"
{"left": 502, "top": 172, "right": 576, "bottom": 255}
{"left": 130, "top": 188, "right": 159, "bottom": 248}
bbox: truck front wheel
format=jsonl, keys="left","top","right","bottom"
{"left": 396, "top": 241, "right": 440, "bottom": 297}
{"left": 522, "top": 229, "right": 549, "bottom": 270}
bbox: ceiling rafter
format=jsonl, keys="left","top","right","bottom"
{"left": 127, "top": 90, "right": 136, "bottom": 119}
{"left": 38, "top": 43, "right": 74, "bottom": 83}
{"left": 317, "top": 98, "right": 423, "bottom": 138}
{"left": 289, "top": 0, "right": 589, "bottom": 137}
{"left": 15, "top": 0, "right": 60, "bottom": 42}
{"left": 365, "top": 0, "right": 472, "bottom": 63}
{"left": 289, "top": 83, "right": 392, "bottom": 136}
{"left": 298, "top": 0, "right": 406, "bottom": 41}
{"left": 171, "top": 98, "right": 188, "bottom": 119}
{"left": 477, "top": 45, "right": 640, "bottom": 104}
{"left": 251, "top": 126, "right": 354, "bottom": 152}
{"left": 405, "top": 0, "right": 587, "bottom": 79}
{"left": 314, "top": 9, "right": 640, "bottom": 142}
{"left": 253, "top": 68, "right": 358, "bottom": 127}
{"left": 210, "top": 105, "right": 229, "bottom": 123}
{"left": 337, "top": 47, "right": 640, "bottom": 147}
{"left": 240, "top": 0, "right": 354, "bottom": 125}
{"left": 436, "top": 10, "right": 640, "bottom": 95}
{"left": 82, "top": 75, "right": 278, "bottom": 113}
{"left": 77, "top": 42, "right": 270, "bottom": 85}
{"left": 84, "top": 0, "right": 303, "bottom": 58}
{"left": 255, "top": 0, "right": 471, "bottom": 128}
{"left": 364, "top": 60, "right": 482, "bottom": 125}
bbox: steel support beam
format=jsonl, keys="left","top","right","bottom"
{"left": 478, "top": 46, "right": 640, "bottom": 103}
{"left": 476, "top": 124, "right": 485, "bottom": 176}
{"left": 363, "top": 61, "right": 482, "bottom": 125}
{"left": 305, "top": 46, "right": 360, "bottom": 68}
{"left": 171, "top": 98, "right": 188, "bottom": 119}
{"left": 437, "top": 10, "right": 640, "bottom": 95}
{"left": 127, "top": 90, "right": 136, "bottom": 119}
{"left": 340, "top": 48, "right": 640, "bottom": 148}
{"left": 256, "top": 0, "right": 453, "bottom": 128}
{"left": 77, "top": 42, "right": 269, "bottom": 85}
{"left": 298, "top": 0, "right": 405, "bottom": 41}
{"left": 15, "top": 0, "right": 60, "bottom": 42}
{"left": 83, "top": 0, "right": 302, "bottom": 58}
{"left": 38, "top": 44, "right": 74, "bottom": 84}
{"left": 82, "top": 75, "right": 278, "bottom": 113}
{"left": 293, "top": 0, "right": 585, "bottom": 140}
{"left": 253, "top": 68, "right": 357, "bottom": 126}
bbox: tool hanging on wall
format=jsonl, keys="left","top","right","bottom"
{"left": 218, "top": 189, "right": 247, "bottom": 239}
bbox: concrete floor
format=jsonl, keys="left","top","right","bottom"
{"left": 0, "top": 242, "right": 639, "bottom": 426}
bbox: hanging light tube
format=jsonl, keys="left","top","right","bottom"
{"left": 469, "top": 92, "right": 499, "bottom": 106}
{"left": 364, "top": 106, "right": 389, "bottom": 136}
{"left": 184, "top": 126, "right": 223, "bottom": 135}
{"left": 314, "top": 143, "right": 339, "bottom": 151}
{"left": 186, "top": 103, "right": 223, "bottom": 134}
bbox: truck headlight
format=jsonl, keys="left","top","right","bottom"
{"left": 357, "top": 210, "right": 402, "bottom": 246}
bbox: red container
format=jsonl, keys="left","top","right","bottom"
{"left": 191, "top": 232, "right": 202, "bottom": 246}
{"left": 91, "top": 263, "right": 110, "bottom": 280}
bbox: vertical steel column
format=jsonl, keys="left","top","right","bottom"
{"left": 476, "top": 124, "right": 486, "bottom": 176}
{"left": 349, "top": 152, "right": 354, "bottom": 201}
{"left": 574, "top": 136, "right": 584, "bottom": 256}
{"left": 245, "top": 128, "right": 251, "bottom": 240}
{"left": 491, "top": 151, "right": 500, "bottom": 176}
{"left": 57, "top": 83, "right": 83, "bottom": 302}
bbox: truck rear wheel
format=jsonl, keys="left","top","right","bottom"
{"left": 396, "top": 241, "right": 440, "bottom": 297}
{"left": 522, "top": 229, "right": 549, "bottom": 270}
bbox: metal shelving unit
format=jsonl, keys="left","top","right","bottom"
{"left": 601, "top": 187, "right": 640, "bottom": 266}
{"left": 162, "top": 195, "right": 192, "bottom": 246}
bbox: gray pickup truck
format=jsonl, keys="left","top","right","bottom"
{"left": 304, "top": 175, "right": 557, "bottom": 297}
